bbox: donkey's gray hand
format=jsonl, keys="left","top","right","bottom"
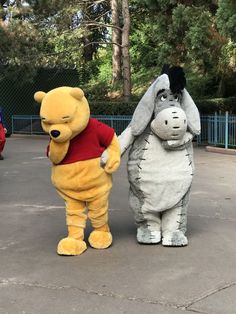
{"left": 163, "top": 132, "right": 193, "bottom": 150}
{"left": 162, "top": 140, "right": 183, "bottom": 150}
{"left": 100, "top": 150, "right": 109, "bottom": 167}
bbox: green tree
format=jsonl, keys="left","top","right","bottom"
{"left": 0, "top": 0, "right": 132, "bottom": 99}
{"left": 131, "top": 1, "right": 222, "bottom": 71}
{"left": 0, "top": 1, "right": 109, "bottom": 84}
{"left": 216, "top": 0, "right": 236, "bottom": 96}
{"left": 129, "top": 0, "right": 235, "bottom": 97}
{"left": 216, "top": 0, "right": 236, "bottom": 41}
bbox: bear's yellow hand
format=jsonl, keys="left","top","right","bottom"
{"left": 104, "top": 134, "right": 121, "bottom": 174}
{"left": 48, "top": 140, "right": 70, "bottom": 164}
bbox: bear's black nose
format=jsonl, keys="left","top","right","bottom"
{"left": 50, "top": 130, "right": 60, "bottom": 138}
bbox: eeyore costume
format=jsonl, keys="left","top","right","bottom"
{"left": 119, "top": 66, "right": 201, "bottom": 246}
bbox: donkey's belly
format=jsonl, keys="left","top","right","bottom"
{"left": 128, "top": 134, "right": 193, "bottom": 211}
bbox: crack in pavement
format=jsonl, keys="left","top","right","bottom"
{"left": 183, "top": 281, "right": 236, "bottom": 311}
{"left": 0, "top": 278, "right": 213, "bottom": 313}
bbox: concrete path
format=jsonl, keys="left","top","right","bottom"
{"left": 0, "top": 136, "right": 236, "bottom": 314}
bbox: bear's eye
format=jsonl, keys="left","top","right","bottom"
{"left": 62, "top": 116, "right": 71, "bottom": 122}
{"left": 41, "top": 117, "right": 48, "bottom": 123}
{"left": 41, "top": 117, "right": 51, "bottom": 125}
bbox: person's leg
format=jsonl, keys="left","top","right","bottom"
{"left": 87, "top": 191, "right": 112, "bottom": 249}
{"left": 130, "top": 188, "right": 161, "bottom": 244}
{"left": 161, "top": 192, "right": 189, "bottom": 246}
{"left": 57, "top": 197, "right": 87, "bottom": 255}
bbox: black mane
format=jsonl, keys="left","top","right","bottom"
{"left": 161, "top": 64, "right": 186, "bottom": 94}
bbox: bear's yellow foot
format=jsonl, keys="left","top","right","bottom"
{"left": 57, "top": 237, "right": 87, "bottom": 256}
{"left": 88, "top": 231, "right": 112, "bottom": 249}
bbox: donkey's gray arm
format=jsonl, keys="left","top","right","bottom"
{"left": 118, "top": 125, "right": 135, "bottom": 156}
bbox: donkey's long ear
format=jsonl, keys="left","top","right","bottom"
{"left": 130, "top": 74, "right": 169, "bottom": 136}
{"left": 181, "top": 89, "right": 201, "bottom": 135}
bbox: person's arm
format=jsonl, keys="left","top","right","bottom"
{"left": 47, "top": 140, "right": 70, "bottom": 164}
{"left": 96, "top": 120, "right": 120, "bottom": 173}
{"left": 103, "top": 134, "right": 120, "bottom": 174}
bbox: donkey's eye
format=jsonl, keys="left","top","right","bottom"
{"left": 160, "top": 95, "right": 167, "bottom": 101}
{"left": 174, "top": 95, "right": 179, "bottom": 101}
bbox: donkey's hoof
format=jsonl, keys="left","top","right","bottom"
{"left": 137, "top": 226, "right": 161, "bottom": 244}
{"left": 162, "top": 231, "right": 188, "bottom": 247}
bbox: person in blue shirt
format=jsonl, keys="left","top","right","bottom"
{"left": 0, "top": 108, "right": 7, "bottom": 160}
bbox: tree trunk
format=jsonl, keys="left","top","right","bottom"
{"left": 111, "top": 0, "right": 122, "bottom": 84}
{"left": 121, "top": 0, "right": 131, "bottom": 101}
{"left": 83, "top": 36, "right": 94, "bottom": 62}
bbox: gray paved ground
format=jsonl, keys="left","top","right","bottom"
{"left": 0, "top": 135, "right": 236, "bottom": 314}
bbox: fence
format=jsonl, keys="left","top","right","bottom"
{"left": 11, "top": 115, "right": 132, "bottom": 136}
{"left": 196, "top": 112, "right": 236, "bottom": 148}
{"left": 11, "top": 113, "right": 236, "bottom": 148}
{"left": 12, "top": 115, "right": 43, "bottom": 135}
{"left": 0, "top": 68, "right": 88, "bottom": 134}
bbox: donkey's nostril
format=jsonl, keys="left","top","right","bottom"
{"left": 50, "top": 130, "right": 60, "bottom": 138}
{"left": 173, "top": 126, "right": 180, "bottom": 129}
{"left": 165, "top": 120, "right": 168, "bottom": 125}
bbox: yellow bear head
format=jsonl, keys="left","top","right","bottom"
{"left": 34, "top": 86, "right": 90, "bottom": 143}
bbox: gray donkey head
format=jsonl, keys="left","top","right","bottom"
{"left": 130, "top": 66, "right": 200, "bottom": 139}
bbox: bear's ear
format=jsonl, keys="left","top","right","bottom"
{"left": 70, "top": 88, "right": 84, "bottom": 100}
{"left": 34, "top": 91, "right": 46, "bottom": 104}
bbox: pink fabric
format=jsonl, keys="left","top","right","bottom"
{"left": 0, "top": 124, "right": 6, "bottom": 153}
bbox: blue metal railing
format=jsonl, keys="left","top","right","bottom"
{"left": 11, "top": 113, "right": 236, "bottom": 148}
{"left": 11, "top": 115, "right": 132, "bottom": 136}
{"left": 11, "top": 115, "right": 44, "bottom": 135}
{"left": 91, "top": 115, "right": 132, "bottom": 135}
{"left": 197, "top": 112, "right": 236, "bottom": 149}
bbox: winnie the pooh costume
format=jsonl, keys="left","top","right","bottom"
{"left": 34, "top": 87, "right": 120, "bottom": 255}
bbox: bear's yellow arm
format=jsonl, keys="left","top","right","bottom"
{"left": 104, "top": 134, "right": 121, "bottom": 174}
{"left": 48, "top": 140, "right": 70, "bottom": 165}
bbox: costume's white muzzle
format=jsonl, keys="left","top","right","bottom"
{"left": 151, "top": 107, "right": 187, "bottom": 140}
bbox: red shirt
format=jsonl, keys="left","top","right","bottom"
{"left": 48, "top": 118, "right": 115, "bottom": 165}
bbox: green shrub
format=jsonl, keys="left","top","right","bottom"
{"left": 90, "top": 101, "right": 137, "bottom": 115}
{"left": 195, "top": 97, "right": 236, "bottom": 114}
{"left": 89, "top": 97, "right": 236, "bottom": 116}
